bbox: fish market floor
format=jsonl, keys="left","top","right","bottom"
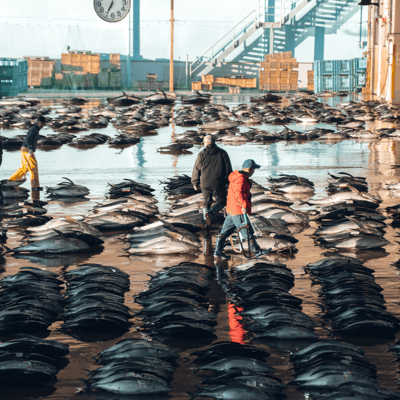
{"left": 1, "top": 93, "right": 400, "bottom": 399}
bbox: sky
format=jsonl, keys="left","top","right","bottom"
{"left": 1, "top": 0, "right": 257, "bottom": 60}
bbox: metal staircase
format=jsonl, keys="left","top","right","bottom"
{"left": 189, "top": 0, "right": 362, "bottom": 79}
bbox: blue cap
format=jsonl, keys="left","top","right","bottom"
{"left": 242, "top": 159, "right": 261, "bottom": 169}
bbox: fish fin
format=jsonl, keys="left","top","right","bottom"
{"left": 61, "top": 177, "right": 75, "bottom": 185}
{"left": 160, "top": 219, "right": 179, "bottom": 233}
{"left": 345, "top": 215, "right": 367, "bottom": 231}
{"left": 52, "top": 229, "right": 70, "bottom": 240}
{"left": 346, "top": 184, "right": 360, "bottom": 194}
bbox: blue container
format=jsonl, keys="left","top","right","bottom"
{"left": 336, "top": 75, "right": 355, "bottom": 92}
{"left": 355, "top": 72, "right": 366, "bottom": 88}
{"left": 315, "top": 60, "right": 336, "bottom": 75}
{"left": 336, "top": 60, "right": 353, "bottom": 75}
{"left": 315, "top": 75, "right": 337, "bottom": 92}
{"left": 0, "top": 59, "right": 28, "bottom": 96}
{"left": 354, "top": 57, "right": 367, "bottom": 73}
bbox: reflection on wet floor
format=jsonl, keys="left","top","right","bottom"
{"left": 1, "top": 94, "right": 400, "bottom": 398}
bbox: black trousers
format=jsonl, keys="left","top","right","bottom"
{"left": 202, "top": 187, "right": 227, "bottom": 208}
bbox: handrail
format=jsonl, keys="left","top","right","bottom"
{"left": 189, "top": 10, "right": 258, "bottom": 76}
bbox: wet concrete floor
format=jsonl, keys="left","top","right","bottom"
{"left": 1, "top": 93, "right": 400, "bottom": 399}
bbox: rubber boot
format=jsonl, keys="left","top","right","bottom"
{"left": 250, "top": 239, "right": 272, "bottom": 258}
{"left": 214, "top": 235, "right": 229, "bottom": 259}
{"left": 206, "top": 202, "right": 224, "bottom": 226}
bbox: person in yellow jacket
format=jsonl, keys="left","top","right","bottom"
{"left": 9, "top": 116, "right": 46, "bottom": 191}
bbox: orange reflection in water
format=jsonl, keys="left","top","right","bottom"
{"left": 228, "top": 303, "right": 245, "bottom": 344}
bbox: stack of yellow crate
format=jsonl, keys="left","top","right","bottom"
{"left": 259, "top": 51, "right": 299, "bottom": 92}
{"left": 61, "top": 51, "right": 100, "bottom": 74}
{"left": 25, "top": 57, "right": 56, "bottom": 87}
{"left": 307, "top": 71, "right": 314, "bottom": 91}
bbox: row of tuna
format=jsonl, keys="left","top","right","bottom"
{"left": 0, "top": 336, "right": 69, "bottom": 386}
{"left": 62, "top": 264, "right": 131, "bottom": 331}
{"left": 224, "top": 260, "right": 318, "bottom": 340}
{"left": 135, "top": 262, "right": 216, "bottom": 337}
{"left": 83, "top": 338, "right": 177, "bottom": 396}
{"left": 305, "top": 256, "right": 400, "bottom": 336}
{"left": 190, "top": 341, "right": 286, "bottom": 400}
{"left": 290, "top": 340, "right": 400, "bottom": 400}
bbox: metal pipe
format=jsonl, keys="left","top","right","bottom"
{"left": 169, "top": 0, "right": 174, "bottom": 93}
{"left": 186, "top": 54, "right": 188, "bottom": 89}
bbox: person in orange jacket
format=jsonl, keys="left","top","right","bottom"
{"left": 214, "top": 159, "right": 271, "bottom": 259}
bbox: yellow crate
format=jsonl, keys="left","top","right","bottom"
{"left": 192, "top": 82, "right": 202, "bottom": 90}
{"left": 201, "top": 74, "right": 214, "bottom": 84}
{"left": 280, "top": 84, "right": 291, "bottom": 91}
{"left": 290, "top": 84, "right": 298, "bottom": 91}
{"left": 260, "top": 83, "right": 271, "bottom": 90}
{"left": 270, "top": 83, "right": 280, "bottom": 91}
{"left": 243, "top": 78, "right": 257, "bottom": 88}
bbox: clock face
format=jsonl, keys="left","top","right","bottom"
{"left": 94, "top": 0, "right": 131, "bottom": 22}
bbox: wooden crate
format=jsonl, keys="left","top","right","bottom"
{"left": 280, "top": 71, "right": 290, "bottom": 78}
{"left": 307, "top": 70, "right": 314, "bottom": 78}
{"left": 280, "top": 77, "right": 290, "bottom": 85}
{"left": 240, "top": 78, "right": 257, "bottom": 88}
{"left": 202, "top": 83, "right": 212, "bottom": 90}
{"left": 270, "top": 77, "right": 280, "bottom": 84}
{"left": 290, "top": 84, "right": 298, "bottom": 91}
{"left": 280, "top": 84, "right": 291, "bottom": 91}
{"left": 110, "top": 53, "right": 120, "bottom": 64}
{"left": 270, "top": 70, "right": 280, "bottom": 78}
{"left": 283, "top": 51, "right": 292, "bottom": 59}
{"left": 260, "top": 83, "right": 271, "bottom": 91}
{"left": 290, "top": 62, "right": 299, "bottom": 69}
{"left": 259, "top": 77, "right": 270, "bottom": 84}
{"left": 308, "top": 78, "right": 314, "bottom": 84}
{"left": 289, "top": 77, "right": 298, "bottom": 84}
{"left": 55, "top": 73, "right": 63, "bottom": 80}
{"left": 259, "top": 71, "right": 270, "bottom": 79}
{"left": 260, "top": 61, "right": 270, "bottom": 69}
{"left": 270, "top": 83, "right": 280, "bottom": 91}
{"left": 290, "top": 71, "right": 299, "bottom": 78}
{"left": 61, "top": 52, "right": 100, "bottom": 74}
{"left": 192, "top": 81, "right": 202, "bottom": 90}
{"left": 307, "top": 84, "right": 315, "bottom": 91}
{"left": 201, "top": 74, "right": 214, "bottom": 84}
{"left": 264, "top": 53, "right": 276, "bottom": 61}
{"left": 229, "top": 86, "right": 240, "bottom": 94}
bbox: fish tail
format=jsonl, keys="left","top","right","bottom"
{"left": 3, "top": 245, "right": 14, "bottom": 255}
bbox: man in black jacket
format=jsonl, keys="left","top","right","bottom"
{"left": 9, "top": 116, "right": 46, "bottom": 191}
{"left": 191, "top": 135, "right": 232, "bottom": 226}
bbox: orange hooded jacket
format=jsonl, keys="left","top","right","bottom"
{"left": 226, "top": 170, "right": 252, "bottom": 215}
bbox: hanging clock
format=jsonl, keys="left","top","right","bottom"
{"left": 94, "top": 0, "right": 131, "bottom": 22}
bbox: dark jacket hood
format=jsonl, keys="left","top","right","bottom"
{"left": 204, "top": 143, "right": 219, "bottom": 155}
